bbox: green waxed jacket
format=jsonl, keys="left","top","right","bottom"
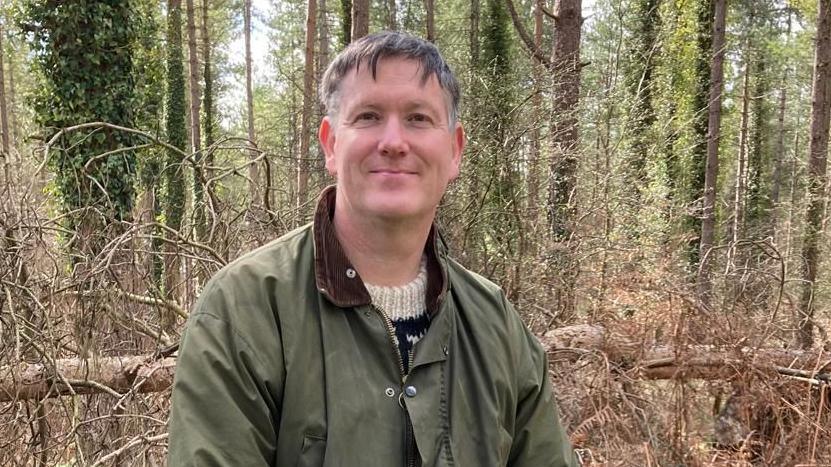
{"left": 168, "top": 223, "right": 578, "bottom": 467}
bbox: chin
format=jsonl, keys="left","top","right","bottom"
{"left": 364, "top": 202, "right": 429, "bottom": 222}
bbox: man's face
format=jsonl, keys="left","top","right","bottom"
{"left": 319, "top": 57, "right": 465, "bottom": 224}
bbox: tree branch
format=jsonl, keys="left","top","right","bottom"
{"left": 505, "top": 0, "right": 552, "bottom": 68}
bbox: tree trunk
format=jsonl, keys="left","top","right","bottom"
{"left": 425, "top": 0, "right": 435, "bottom": 42}
{"left": 470, "top": 0, "right": 480, "bottom": 64}
{"left": 686, "top": 0, "right": 715, "bottom": 268}
{"left": 696, "top": 0, "right": 726, "bottom": 307}
{"left": 770, "top": 11, "right": 792, "bottom": 242}
{"left": 164, "top": 0, "right": 187, "bottom": 323}
{"left": 186, "top": 0, "right": 201, "bottom": 165}
{"left": 0, "top": 21, "right": 10, "bottom": 159}
{"left": 318, "top": 0, "right": 330, "bottom": 110}
{"left": 340, "top": 0, "right": 352, "bottom": 47}
{"left": 797, "top": 0, "right": 831, "bottom": 349}
{"left": 351, "top": 0, "right": 369, "bottom": 41}
{"left": 387, "top": 0, "right": 397, "bottom": 30}
{"left": 624, "top": 0, "right": 659, "bottom": 227}
{"left": 186, "top": 0, "right": 204, "bottom": 245}
{"left": 548, "top": 0, "right": 582, "bottom": 317}
{"left": 298, "top": 0, "right": 318, "bottom": 220}
{"left": 6, "top": 38, "right": 17, "bottom": 151}
{"left": 527, "top": 0, "right": 544, "bottom": 217}
{"left": 548, "top": 0, "right": 582, "bottom": 240}
{"left": 731, "top": 60, "right": 750, "bottom": 249}
{"left": 244, "top": 0, "right": 260, "bottom": 207}
{"left": 197, "top": 0, "right": 215, "bottom": 245}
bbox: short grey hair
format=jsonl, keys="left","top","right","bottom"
{"left": 319, "top": 31, "right": 461, "bottom": 127}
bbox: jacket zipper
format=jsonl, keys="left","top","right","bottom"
{"left": 372, "top": 305, "right": 418, "bottom": 467}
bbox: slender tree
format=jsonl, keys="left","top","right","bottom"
{"left": 318, "top": 0, "right": 330, "bottom": 104}
{"left": 623, "top": 0, "right": 660, "bottom": 219}
{"left": 730, "top": 59, "right": 751, "bottom": 249}
{"left": 770, "top": 10, "right": 792, "bottom": 237}
{"left": 185, "top": 0, "right": 204, "bottom": 242}
{"left": 164, "top": 0, "right": 187, "bottom": 321}
{"left": 387, "top": 0, "right": 397, "bottom": 30}
{"left": 685, "top": 0, "right": 715, "bottom": 266}
{"left": 797, "top": 0, "right": 831, "bottom": 349}
{"left": 341, "top": 0, "right": 352, "bottom": 46}
{"left": 186, "top": 0, "right": 201, "bottom": 166}
{"left": 470, "top": 0, "right": 480, "bottom": 64}
{"left": 201, "top": 0, "right": 215, "bottom": 155}
{"left": 352, "top": 0, "right": 369, "bottom": 40}
{"left": 194, "top": 0, "right": 214, "bottom": 242}
{"left": 746, "top": 53, "right": 772, "bottom": 237}
{"left": 527, "top": 0, "right": 545, "bottom": 215}
{"left": 696, "top": 0, "right": 727, "bottom": 306}
{"left": 548, "top": 0, "right": 582, "bottom": 315}
{"left": 244, "top": 0, "right": 259, "bottom": 206}
{"left": 425, "top": 0, "right": 435, "bottom": 42}
{"left": 298, "top": 0, "right": 317, "bottom": 217}
{"left": 0, "top": 20, "right": 9, "bottom": 159}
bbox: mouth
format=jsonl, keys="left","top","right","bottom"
{"left": 370, "top": 169, "right": 418, "bottom": 175}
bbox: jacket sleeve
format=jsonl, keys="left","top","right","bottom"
{"left": 168, "top": 280, "right": 284, "bottom": 466}
{"left": 505, "top": 298, "right": 580, "bottom": 467}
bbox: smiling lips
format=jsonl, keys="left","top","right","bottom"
{"left": 370, "top": 169, "right": 418, "bottom": 175}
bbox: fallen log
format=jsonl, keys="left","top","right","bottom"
{"left": 0, "top": 356, "right": 175, "bottom": 402}
{"left": 1, "top": 325, "right": 828, "bottom": 401}
{"left": 541, "top": 325, "right": 831, "bottom": 382}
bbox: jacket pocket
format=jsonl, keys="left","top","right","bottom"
{"left": 296, "top": 433, "right": 326, "bottom": 467}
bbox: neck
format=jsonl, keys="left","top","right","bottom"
{"left": 333, "top": 205, "right": 433, "bottom": 287}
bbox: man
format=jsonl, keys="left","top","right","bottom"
{"left": 168, "top": 31, "right": 578, "bottom": 466}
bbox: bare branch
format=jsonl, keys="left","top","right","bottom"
{"left": 505, "top": 0, "right": 552, "bottom": 68}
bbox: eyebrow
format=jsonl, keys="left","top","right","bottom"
{"left": 347, "top": 99, "right": 444, "bottom": 117}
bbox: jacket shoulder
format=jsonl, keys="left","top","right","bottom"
{"left": 200, "top": 224, "right": 313, "bottom": 294}
{"left": 444, "top": 256, "right": 525, "bottom": 334}
{"left": 445, "top": 256, "right": 507, "bottom": 303}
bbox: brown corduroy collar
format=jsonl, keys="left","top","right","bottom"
{"left": 312, "top": 186, "right": 447, "bottom": 316}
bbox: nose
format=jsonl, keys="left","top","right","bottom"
{"left": 377, "top": 117, "right": 409, "bottom": 156}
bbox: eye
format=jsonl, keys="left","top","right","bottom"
{"left": 354, "top": 112, "right": 380, "bottom": 123}
{"left": 408, "top": 113, "right": 433, "bottom": 125}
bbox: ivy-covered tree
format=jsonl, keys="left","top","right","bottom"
{"left": 22, "top": 1, "right": 139, "bottom": 253}
{"left": 163, "top": 0, "right": 187, "bottom": 319}
{"left": 623, "top": 0, "right": 660, "bottom": 229}
{"left": 687, "top": 0, "right": 715, "bottom": 268}
{"left": 479, "top": 0, "right": 520, "bottom": 295}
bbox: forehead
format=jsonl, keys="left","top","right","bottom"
{"left": 341, "top": 57, "right": 441, "bottom": 92}
{"left": 339, "top": 57, "right": 446, "bottom": 107}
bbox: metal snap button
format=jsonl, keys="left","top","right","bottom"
{"left": 346, "top": 268, "right": 357, "bottom": 278}
{"left": 404, "top": 385, "right": 417, "bottom": 397}
{"left": 442, "top": 345, "right": 449, "bottom": 356}
{"left": 385, "top": 387, "right": 395, "bottom": 397}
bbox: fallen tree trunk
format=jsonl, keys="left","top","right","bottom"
{"left": 541, "top": 324, "right": 831, "bottom": 382}
{"left": 0, "top": 356, "right": 175, "bottom": 402}
{"left": 1, "top": 326, "right": 828, "bottom": 401}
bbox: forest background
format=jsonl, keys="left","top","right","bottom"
{"left": 1, "top": 0, "right": 830, "bottom": 465}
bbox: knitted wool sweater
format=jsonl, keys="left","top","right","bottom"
{"left": 365, "top": 260, "right": 430, "bottom": 374}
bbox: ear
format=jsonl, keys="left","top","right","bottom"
{"left": 448, "top": 122, "right": 466, "bottom": 181}
{"left": 319, "top": 116, "right": 337, "bottom": 177}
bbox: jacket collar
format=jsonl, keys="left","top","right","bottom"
{"left": 312, "top": 185, "right": 447, "bottom": 316}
